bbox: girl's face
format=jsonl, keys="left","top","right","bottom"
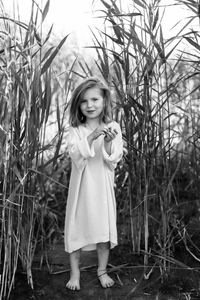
{"left": 80, "top": 87, "right": 104, "bottom": 122}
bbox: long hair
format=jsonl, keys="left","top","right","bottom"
{"left": 69, "top": 77, "right": 112, "bottom": 127}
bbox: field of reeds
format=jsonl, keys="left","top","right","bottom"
{"left": 1, "top": 0, "right": 200, "bottom": 299}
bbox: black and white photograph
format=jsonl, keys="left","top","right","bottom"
{"left": 0, "top": 0, "right": 200, "bottom": 299}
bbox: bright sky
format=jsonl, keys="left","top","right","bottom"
{"left": 45, "top": 0, "right": 197, "bottom": 41}
{"left": 3, "top": 0, "right": 101, "bottom": 46}
{"left": 2, "top": 0, "right": 198, "bottom": 48}
{"left": 44, "top": 0, "right": 99, "bottom": 43}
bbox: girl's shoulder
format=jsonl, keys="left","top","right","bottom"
{"left": 67, "top": 124, "right": 85, "bottom": 132}
{"left": 67, "top": 124, "right": 86, "bottom": 139}
{"left": 66, "top": 125, "right": 75, "bottom": 135}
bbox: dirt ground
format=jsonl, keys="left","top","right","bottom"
{"left": 10, "top": 241, "right": 200, "bottom": 300}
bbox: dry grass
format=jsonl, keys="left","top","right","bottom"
{"left": 1, "top": 0, "right": 200, "bottom": 299}
{"left": 0, "top": 0, "right": 71, "bottom": 298}
{"left": 87, "top": 0, "right": 200, "bottom": 273}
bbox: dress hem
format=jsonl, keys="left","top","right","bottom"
{"left": 65, "top": 239, "right": 117, "bottom": 254}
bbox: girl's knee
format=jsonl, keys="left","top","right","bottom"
{"left": 97, "top": 242, "right": 110, "bottom": 250}
{"left": 70, "top": 249, "right": 81, "bottom": 260}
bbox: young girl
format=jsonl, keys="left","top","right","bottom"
{"left": 64, "top": 76, "right": 123, "bottom": 290}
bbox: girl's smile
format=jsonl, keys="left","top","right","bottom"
{"left": 80, "top": 87, "right": 104, "bottom": 121}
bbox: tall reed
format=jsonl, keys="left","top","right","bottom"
{"left": 89, "top": 0, "right": 200, "bottom": 275}
{"left": 0, "top": 1, "right": 70, "bottom": 298}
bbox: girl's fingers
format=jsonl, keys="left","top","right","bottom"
{"left": 95, "top": 129, "right": 106, "bottom": 139}
{"left": 109, "top": 128, "right": 117, "bottom": 137}
{"left": 107, "top": 128, "right": 118, "bottom": 135}
{"left": 104, "top": 130, "right": 117, "bottom": 142}
{"left": 93, "top": 126, "right": 118, "bottom": 141}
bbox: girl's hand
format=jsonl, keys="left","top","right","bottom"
{"left": 87, "top": 125, "right": 106, "bottom": 146}
{"left": 104, "top": 127, "right": 118, "bottom": 143}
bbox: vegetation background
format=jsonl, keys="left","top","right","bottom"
{"left": 0, "top": 0, "right": 200, "bottom": 299}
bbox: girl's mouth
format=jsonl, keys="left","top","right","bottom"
{"left": 87, "top": 110, "right": 95, "bottom": 113}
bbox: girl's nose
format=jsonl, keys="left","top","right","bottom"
{"left": 87, "top": 101, "right": 92, "bottom": 108}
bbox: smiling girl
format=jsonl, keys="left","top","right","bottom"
{"left": 64, "top": 77, "right": 123, "bottom": 290}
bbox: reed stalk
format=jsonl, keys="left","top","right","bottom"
{"left": 0, "top": 1, "right": 71, "bottom": 298}
{"left": 89, "top": 0, "right": 200, "bottom": 277}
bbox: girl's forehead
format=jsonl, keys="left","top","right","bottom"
{"left": 82, "top": 86, "right": 103, "bottom": 97}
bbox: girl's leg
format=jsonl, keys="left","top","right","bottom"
{"left": 66, "top": 249, "right": 81, "bottom": 290}
{"left": 97, "top": 242, "right": 114, "bottom": 288}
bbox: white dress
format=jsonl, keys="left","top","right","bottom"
{"left": 64, "top": 121, "right": 123, "bottom": 253}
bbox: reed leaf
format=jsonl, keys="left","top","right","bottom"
{"left": 87, "top": 0, "right": 200, "bottom": 278}
{"left": 41, "top": 35, "right": 69, "bottom": 74}
{"left": 42, "top": 0, "right": 50, "bottom": 23}
{"left": 185, "top": 36, "right": 200, "bottom": 51}
{"left": 0, "top": 1, "right": 74, "bottom": 298}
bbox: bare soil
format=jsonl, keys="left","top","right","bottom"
{"left": 10, "top": 241, "right": 200, "bottom": 300}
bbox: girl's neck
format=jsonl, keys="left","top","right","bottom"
{"left": 85, "top": 118, "right": 101, "bottom": 130}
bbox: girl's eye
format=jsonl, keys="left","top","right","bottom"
{"left": 81, "top": 100, "right": 86, "bottom": 103}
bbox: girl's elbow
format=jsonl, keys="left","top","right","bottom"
{"left": 74, "top": 159, "right": 87, "bottom": 170}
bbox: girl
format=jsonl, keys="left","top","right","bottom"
{"left": 64, "top": 76, "right": 123, "bottom": 290}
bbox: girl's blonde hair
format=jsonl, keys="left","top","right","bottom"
{"left": 69, "top": 77, "right": 112, "bottom": 127}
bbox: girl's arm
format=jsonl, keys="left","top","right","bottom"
{"left": 87, "top": 125, "right": 106, "bottom": 147}
{"left": 104, "top": 140, "right": 112, "bottom": 155}
{"left": 67, "top": 127, "right": 95, "bottom": 169}
{"left": 102, "top": 122, "right": 123, "bottom": 171}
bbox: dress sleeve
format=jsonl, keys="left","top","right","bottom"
{"left": 67, "top": 126, "right": 95, "bottom": 169}
{"left": 102, "top": 122, "right": 123, "bottom": 171}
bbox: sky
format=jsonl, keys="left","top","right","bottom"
{"left": 3, "top": 0, "right": 102, "bottom": 46}
{"left": 44, "top": 0, "right": 195, "bottom": 41}
{"left": 2, "top": 0, "right": 198, "bottom": 51}
{"left": 43, "top": 0, "right": 99, "bottom": 44}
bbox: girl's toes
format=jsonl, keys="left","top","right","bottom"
{"left": 66, "top": 279, "right": 80, "bottom": 290}
{"left": 106, "top": 276, "right": 114, "bottom": 288}
{"left": 97, "top": 270, "right": 114, "bottom": 288}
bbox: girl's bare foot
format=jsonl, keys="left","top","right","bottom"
{"left": 97, "top": 269, "right": 114, "bottom": 288}
{"left": 66, "top": 271, "right": 80, "bottom": 291}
